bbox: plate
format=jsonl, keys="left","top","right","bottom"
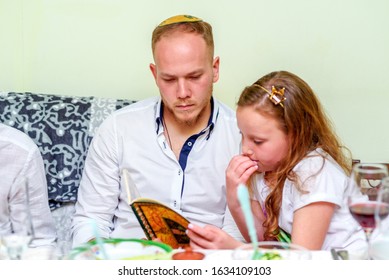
{"left": 232, "top": 241, "right": 312, "bottom": 260}
{"left": 68, "top": 238, "right": 173, "bottom": 260}
{"left": 204, "top": 250, "right": 233, "bottom": 260}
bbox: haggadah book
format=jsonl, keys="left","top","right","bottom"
{"left": 130, "top": 198, "right": 190, "bottom": 249}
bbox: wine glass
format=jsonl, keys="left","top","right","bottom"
{"left": 369, "top": 176, "right": 389, "bottom": 259}
{"left": 348, "top": 163, "right": 388, "bottom": 253}
{"left": 52, "top": 204, "right": 75, "bottom": 259}
{"left": 1, "top": 178, "right": 34, "bottom": 259}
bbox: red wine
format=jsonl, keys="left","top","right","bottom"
{"left": 349, "top": 202, "right": 389, "bottom": 230}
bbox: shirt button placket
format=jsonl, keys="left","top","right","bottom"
{"left": 173, "top": 168, "right": 183, "bottom": 210}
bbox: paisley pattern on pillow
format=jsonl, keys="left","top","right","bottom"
{"left": 0, "top": 92, "right": 135, "bottom": 210}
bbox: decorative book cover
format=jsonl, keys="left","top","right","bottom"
{"left": 130, "top": 198, "right": 190, "bottom": 249}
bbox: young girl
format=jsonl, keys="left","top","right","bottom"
{"left": 187, "top": 70, "right": 365, "bottom": 251}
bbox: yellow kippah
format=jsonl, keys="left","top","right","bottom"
{"left": 158, "top": 15, "right": 203, "bottom": 27}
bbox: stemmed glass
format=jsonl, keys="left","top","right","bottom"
{"left": 1, "top": 178, "right": 34, "bottom": 259}
{"left": 52, "top": 205, "right": 74, "bottom": 259}
{"left": 347, "top": 163, "right": 388, "bottom": 255}
{"left": 369, "top": 176, "right": 389, "bottom": 259}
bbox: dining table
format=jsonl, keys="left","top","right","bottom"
{"left": 0, "top": 238, "right": 363, "bottom": 260}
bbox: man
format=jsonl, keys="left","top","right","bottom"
{"left": 71, "top": 15, "right": 242, "bottom": 247}
{"left": 0, "top": 123, "right": 56, "bottom": 249}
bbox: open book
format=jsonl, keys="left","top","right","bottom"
{"left": 130, "top": 198, "right": 190, "bottom": 249}
{"left": 122, "top": 169, "right": 190, "bottom": 249}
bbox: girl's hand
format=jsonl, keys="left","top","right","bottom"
{"left": 226, "top": 155, "right": 258, "bottom": 207}
{"left": 187, "top": 223, "right": 244, "bottom": 250}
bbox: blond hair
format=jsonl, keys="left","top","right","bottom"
{"left": 151, "top": 20, "right": 214, "bottom": 60}
{"left": 238, "top": 70, "right": 352, "bottom": 240}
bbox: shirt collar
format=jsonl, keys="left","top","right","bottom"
{"left": 155, "top": 97, "right": 218, "bottom": 136}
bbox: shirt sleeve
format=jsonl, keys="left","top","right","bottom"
{"left": 290, "top": 156, "right": 347, "bottom": 211}
{"left": 23, "top": 147, "right": 56, "bottom": 247}
{"left": 71, "top": 115, "right": 121, "bottom": 247}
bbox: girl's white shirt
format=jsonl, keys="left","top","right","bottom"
{"left": 252, "top": 148, "right": 366, "bottom": 251}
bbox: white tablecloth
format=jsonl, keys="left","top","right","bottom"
{"left": 200, "top": 249, "right": 332, "bottom": 260}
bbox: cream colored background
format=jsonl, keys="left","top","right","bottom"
{"left": 1, "top": 0, "right": 388, "bottom": 162}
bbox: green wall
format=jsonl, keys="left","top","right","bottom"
{"left": 1, "top": 0, "right": 388, "bottom": 162}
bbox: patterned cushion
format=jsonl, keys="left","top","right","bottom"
{"left": 0, "top": 92, "right": 136, "bottom": 210}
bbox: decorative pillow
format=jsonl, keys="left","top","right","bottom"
{"left": 0, "top": 92, "right": 135, "bottom": 210}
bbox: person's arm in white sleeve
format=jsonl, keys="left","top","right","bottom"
{"left": 71, "top": 116, "right": 120, "bottom": 247}
{"left": 22, "top": 147, "right": 56, "bottom": 247}
{"left": 221, "top": 205, "right": 246, "bottom": 243}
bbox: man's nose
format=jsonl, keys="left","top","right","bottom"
{"left": 177, "top": 79, "right": 190, "bottom": 98}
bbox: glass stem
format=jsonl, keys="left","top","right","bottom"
{"left": 7, "top": 246, "right": 22, "bottom": 260}
{"left": 364, "top": 229, "right": 373, "bottom": 259}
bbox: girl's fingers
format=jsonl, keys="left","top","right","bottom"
{"left": 228, "top": 156, "right": 257, "bottom": 176}
{"left": 238, "top": 164, "right": 258, "bottom": 182}
{"left": 227, "top": 157, "right": 258, "bottom": 187}
{"left": 227, "top": 155, "right": 254, "bottom": 171}
{"left": 186, "top": 224, "right": 221, "bottom": 249}
{"left": 187, "top": 223, "right": 214, "bottom": 241}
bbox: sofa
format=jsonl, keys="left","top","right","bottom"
{"left": 0, "top": 91, "right": 136, "bottom": 250}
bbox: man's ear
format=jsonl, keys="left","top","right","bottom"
{"left": 212, "top": 56, "right": 220, "bottom": 83}
{"left": 150, "top": 63, "right": 157, "bottom": 81}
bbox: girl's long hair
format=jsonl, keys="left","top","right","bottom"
{"left": 237, "top": 71, "right": 351, "bottom": 240}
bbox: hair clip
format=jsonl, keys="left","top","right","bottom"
{"left": 253, "top": 84, "right": 286, "bottom": 108}
{"left": 268, "top": 86, "right": 286, "bottom": 108}
{"left": 158, "top": 15, "right": 203, "bottom": 27}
